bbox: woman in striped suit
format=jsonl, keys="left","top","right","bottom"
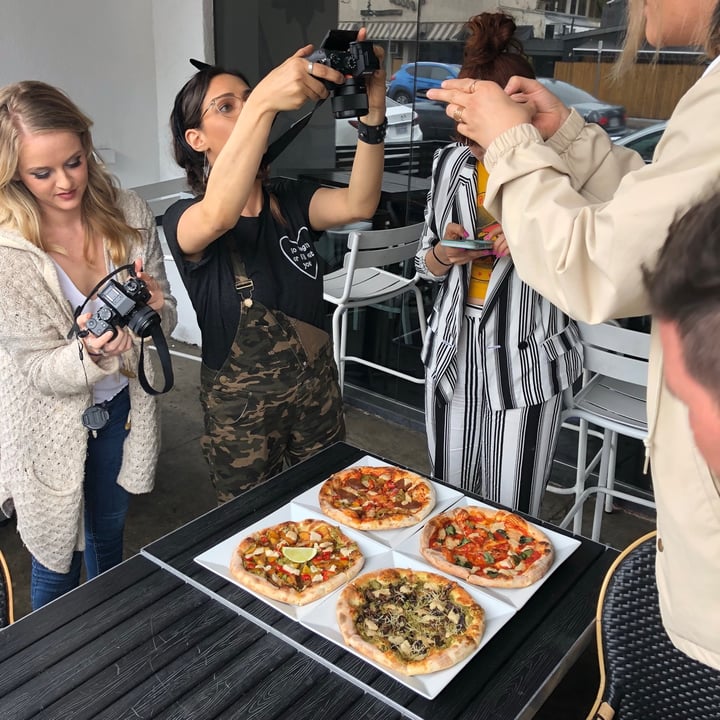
{"left": 415, "top": 12, "right": 582, "bottom": 515}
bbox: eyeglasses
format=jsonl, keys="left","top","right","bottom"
{"left": 199, "top": 92, "right": 248, "bottom": 121}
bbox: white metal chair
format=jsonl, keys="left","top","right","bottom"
{"left": 546, "top": 321, "right": 654, "bottom": 540}
{"left": 323, "top": 222, "right": 427, "bottom": 394}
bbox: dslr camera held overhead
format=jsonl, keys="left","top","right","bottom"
{"left": 307, "top": 30, "right": 380, "bottom": 118}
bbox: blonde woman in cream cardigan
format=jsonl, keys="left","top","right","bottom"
{"left": 0, "top": 81, "right": 176, "bottom": 610}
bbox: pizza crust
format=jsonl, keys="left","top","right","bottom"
{"left": 420, "top": 507, "right": 555, "bottom": 589}
{"left": 229, "top": 519, "right": 364, "bottom": 606}
{"left": 319, "top": 465, "right": 436, "bottom": 530}
{"left": 336, "top": 567, "right": 485, "bottom": 676}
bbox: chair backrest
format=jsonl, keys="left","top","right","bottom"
{"left": 588, "top": 531, "right": 720, "bottom": 720}
{"left": 577, "top": 321, "right": 650, "bottom": 387}
{"left": 0, "top": 550, "right": 13, "bottom": 628}
{"left": 343, "top": 221, "right": 425, "bottom": 272}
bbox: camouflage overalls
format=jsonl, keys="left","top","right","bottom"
{"left": 199, "top": 246, "right": 345, "bottom": 502}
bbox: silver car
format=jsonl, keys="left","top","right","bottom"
{"left": 614, "top": 121, "right": 667, "bottom": 163}
{"left": 335, "top": 97, "right": 423, "bottom": 147}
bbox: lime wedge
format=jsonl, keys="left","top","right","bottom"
{"left": 282, "top": 546, "right": 317, "bottom": 563}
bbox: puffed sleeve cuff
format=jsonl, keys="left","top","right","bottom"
{"left": 546, "top": 108, "right": 587, "bottom": 156}
{"left": 483, "top": 124, "right": 544, "bottom": 172}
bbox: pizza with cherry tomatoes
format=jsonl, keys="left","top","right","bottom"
{"left": 420, "top": 506, "right": 554, "bottom": 588}
{"left": 229, "top": 519, "right": 364, "bottom": 605}
{"left": 319, "top": 465, "right": 436, "bottom": 530}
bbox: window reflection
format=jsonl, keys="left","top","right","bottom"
{"left": 332, "top": 1, "right": 609, "bottom": 408}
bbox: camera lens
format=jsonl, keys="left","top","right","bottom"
{"left": 128, "top": 305, "right": 161, "bottom": 338}
{"left": 331, "top": 78, "right": 369, "bottom": 119}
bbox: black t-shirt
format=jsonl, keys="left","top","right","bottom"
{"left": 163, "top": 178, "right": 323, "bottom": 370}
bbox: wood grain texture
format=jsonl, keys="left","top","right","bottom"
{"left": 0, "top": 444, "right": 617, "bottom": 720}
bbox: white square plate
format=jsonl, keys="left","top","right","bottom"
{"left": 291, "top": 454, "right": 464, "bottom": 547}
{"left": 301, "top": 553, "right": 516, "bottom": 699}
{"left": 392, "top": 497, "right": 582, "bottom": 609}
{"left": 194, "top": 504, "right": 389, "bottom": 620}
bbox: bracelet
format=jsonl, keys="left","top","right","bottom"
{"left": 431, "top": 244, "right": 451, "bottom": 267}
{"left": 357, "top": 116, "right": 388, "bottom": 145}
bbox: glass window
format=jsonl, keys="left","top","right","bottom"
{"left": 417, "top": 65, "right": 433, "bottom": 79}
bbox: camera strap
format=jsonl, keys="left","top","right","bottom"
{"left": 261, "top": 98, "right": 326, "bottom": 166}
{"left": 138, "top": 325, "right": 174, "bottom": 396}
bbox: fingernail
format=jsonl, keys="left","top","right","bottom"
{"left": 462, "top": 229, "right": 469, "bottom": 238}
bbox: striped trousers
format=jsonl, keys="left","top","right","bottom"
{"left": 428, "top": 310, "right": 564, "bottom": 517}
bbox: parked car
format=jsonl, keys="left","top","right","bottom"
{"left": 388, "top": 61, "right": 461, "bottom": 104}
{"left": 335, "top": 97, "right": 423, "bottom": 146}
{"left": 538, "top": 78, "right": 627, "bottom": 137}
{"left": 614, "top": 121, "right": 667, "bottom": 163}
{"left": 412, "top": 99, "right": 457, "bottom": 142}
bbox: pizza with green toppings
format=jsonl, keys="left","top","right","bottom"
{"left": 229, "top": 519, "right": 364, "bottom": 605}
{"left": 420, "top": 506, "right": 555, "bottom": 588}
{"left": 336, "top": 567, "right": 485, "bottom": 675}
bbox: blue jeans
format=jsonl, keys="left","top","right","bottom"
{"left": 30, "top": 386, "right": 131, "bottom": 610}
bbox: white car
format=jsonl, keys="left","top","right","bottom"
{"left": 614, "top": 121, "right": 667, "bottom": 163}
{"left": 335, "top": 97, "right": 423, "bottom": 146}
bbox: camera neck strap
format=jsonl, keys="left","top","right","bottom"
{"left": 261, "top": 97, "right": 326, "bottom": 166}
{"left": 137, "top": 325, "right": 174, "bottom": 396}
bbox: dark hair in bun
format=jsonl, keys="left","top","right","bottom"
{"left": 460, "top": 12, "right": 535, "bottom": 87}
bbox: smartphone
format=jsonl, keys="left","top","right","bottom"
{"left": 441, "top": 237, "right": 495, "bottom": 250}
{"left": 442, "top": 207, "right": 500, "bottom": 250}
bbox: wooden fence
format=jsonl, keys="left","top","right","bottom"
{"left": 554, "top": 61, "right": 704, "bottom": 120}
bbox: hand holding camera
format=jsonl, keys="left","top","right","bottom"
{"left": 305, "top": 29, "right": 382, "bottom": 119}
{"left": 79, "top": 312, "right": 132, "bottom": 360}
{"left": 71, "top": 260, "right": 174, "bottom": 394}
{"left": 80, "top": 259, "right": 164, "bottom": 360}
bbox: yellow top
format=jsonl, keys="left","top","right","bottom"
{"left": 468, "top": 163, "right": 497, "bottom": 306}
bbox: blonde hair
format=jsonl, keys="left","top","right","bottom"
{"left": 0, "top": 81, "right": 140, "bottom": 265}
{"left": 614, "top": 0, "right": 720, "bottom": 77}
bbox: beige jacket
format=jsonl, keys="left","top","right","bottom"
{"left": 483, "top": 65, "right": 720, "bottom": 670}
{"left": 0, "top": 189, "right": 177, "bottom": 573}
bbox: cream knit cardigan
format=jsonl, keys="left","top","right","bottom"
{"left": 0, "top": 189, "right": 178, "bottom": 573}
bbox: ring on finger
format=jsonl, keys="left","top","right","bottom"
{"left": 453, "top": 106, "right": 464, "bottom": 123}
{"left": 469, "top": 80, "right": 478, "bottom": 93}
{"left": 307, "top": 60, "right": 314, "bottom": 75}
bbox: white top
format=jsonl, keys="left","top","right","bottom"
{"left": 52, "top": 260, "right": 128, "bottom": 404}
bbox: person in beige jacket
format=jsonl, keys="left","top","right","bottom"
{"left": 644, "top": 189, "right": 720, "bottom": 481}
{"left": 426, "top": 0, "right": 720, "bottom": 671}
{"left": 0, "top": 81, "right": 177, "bottom": 610}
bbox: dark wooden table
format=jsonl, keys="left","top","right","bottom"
{"left": 0, "top": 442, "right": 616, "bottom": 719}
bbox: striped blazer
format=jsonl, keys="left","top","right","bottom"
{"left": 415, "top": 143, "right": 583, "bottom": 411}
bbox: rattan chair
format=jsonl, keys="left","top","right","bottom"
{"left": 588, "top": 531, "right": 720, "bottom": 719}
{"left": 0, "top": 550, "right": 14, "bottom": 628}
